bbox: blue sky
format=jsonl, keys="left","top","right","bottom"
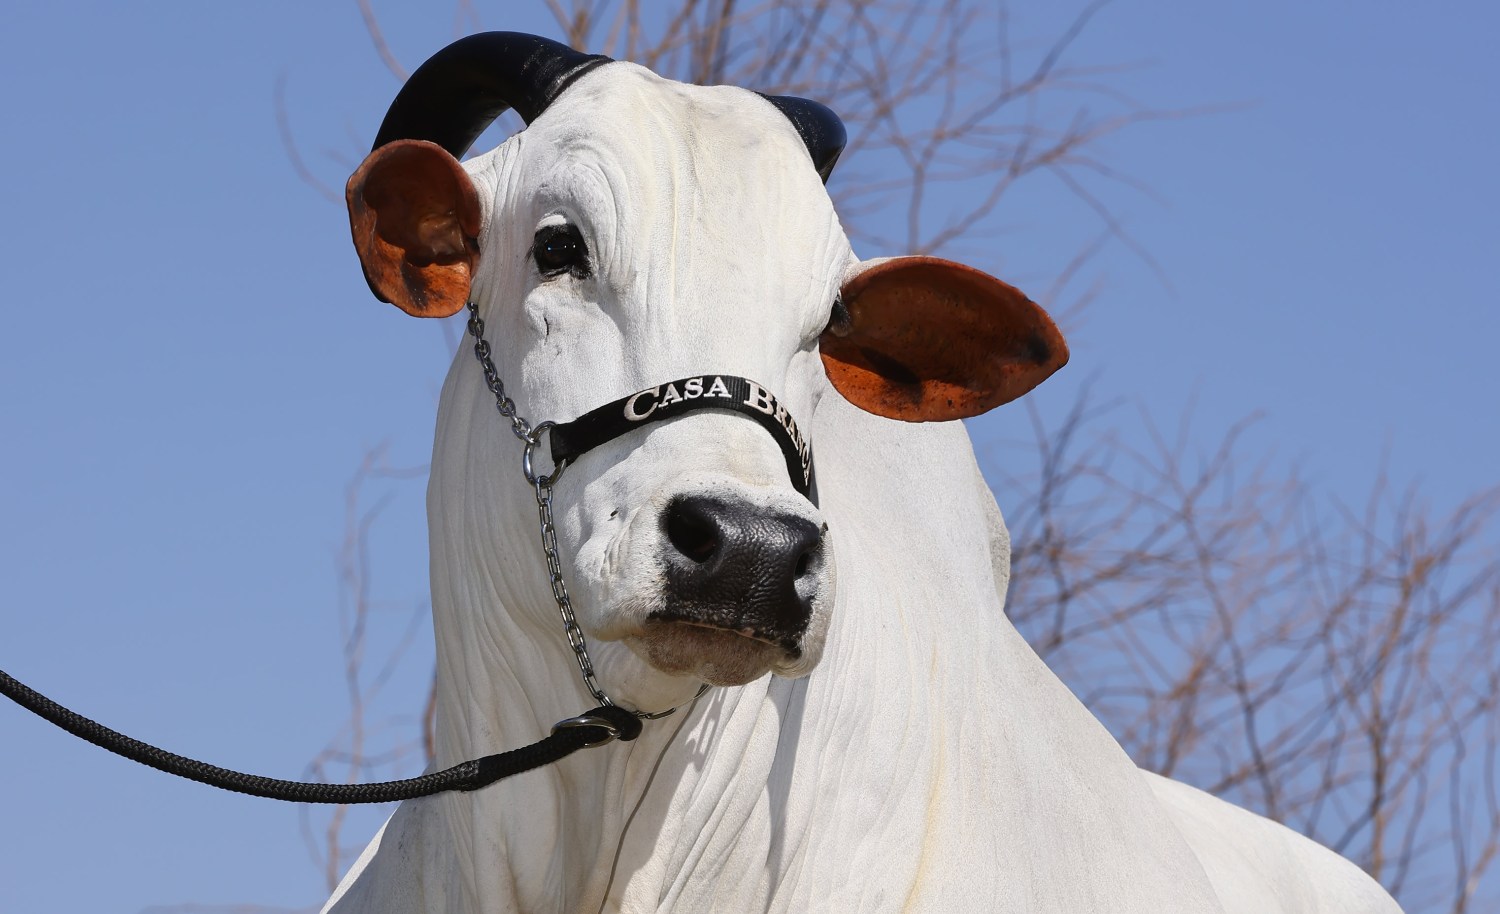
{"left": 1, "top": 3, "right": 1495, "bottom": 911}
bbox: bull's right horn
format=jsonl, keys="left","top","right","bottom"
{"left": 371, "top": 31, "right": 612, "bottom": 157}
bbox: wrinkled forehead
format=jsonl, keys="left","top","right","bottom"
{"left": 518, "top": 63, "right": 838, "bottom": 244}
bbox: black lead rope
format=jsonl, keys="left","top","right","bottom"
{"left": 0, "top": 668, "right": 640, "bottom": 803}
{"left": 1, "top": 369, "right": 815, "bottom": 803}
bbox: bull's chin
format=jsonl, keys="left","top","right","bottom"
{"left": 624, "top": 619, "right": 789, "bottom": 686}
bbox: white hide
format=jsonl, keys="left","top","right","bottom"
{"left": 325, "top": 63, "right": 1401, "bottom": 913}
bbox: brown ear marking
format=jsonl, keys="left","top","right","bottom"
{"left": 345, "top": 139, "right": 481, "bottom": 318}
{"left": 820, "top": 256, "right": 1069, "bottom": 422}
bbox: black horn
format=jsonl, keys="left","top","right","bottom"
{"left": 372, "top": 31, "right": 846, "bottom": 184}
{"left": 760, "top": 94, "right": 847, "bottom": 183}
{"left": 372, "top": 32, "right": 612, "bottom": 156}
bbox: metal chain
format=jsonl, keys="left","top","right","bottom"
{"left": 533, "top": 476, "right": 612, "bottom": 708}
{"left": 466, "top": 302, "right": 534, "bottom": 445}
{"left": 464, "top": 302, "right": 706, "bottom": 720}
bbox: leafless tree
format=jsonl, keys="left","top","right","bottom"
{"left": 280, "top": 3, "right": 1499, "bottom": 911}
{"left": 987, "top": 393, "right": 1500, "bottom": 913}
{"left": 298, "top": 447, "right": 432, "bottom": 895}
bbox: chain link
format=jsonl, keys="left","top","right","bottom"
{"left": 464, "top": 302, "right": 705, "bottom": 720}
{"left": 467, "top": 303, "right": 534, "bottom": 445}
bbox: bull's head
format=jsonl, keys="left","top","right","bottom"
{"left": 345, "top": 33, "right": 1066, "bottom": 715}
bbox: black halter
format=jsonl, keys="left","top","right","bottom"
{"left": 547, "top": 375, "right": 814, "bottom": 498}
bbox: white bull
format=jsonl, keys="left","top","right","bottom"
{"left": 325, "top": 33, "right": 1400, "bottom": 914}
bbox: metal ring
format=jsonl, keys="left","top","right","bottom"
{"left": 635, "top": 683, "right": 713, "bottom": 720}
{"left": 523, "top": 422, "right": 568, "bottom": 487}
{"left": 551, "top": 712, "right": 621, "bottom": 748}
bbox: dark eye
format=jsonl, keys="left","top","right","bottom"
{"left": 532, "top": 224, "right": 589, "bottom": 277}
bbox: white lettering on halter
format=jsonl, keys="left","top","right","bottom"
{"left": 624, "top": 387, "right": 660, "bottom": 421}
{"left": 742, "top": 381, "right": 812, "bottom": 484}
{"left": 623, "top": 378, "right": 809, "bottom": 484}
{"left": 744, "top": 381, "right": 776, "bottom": 416}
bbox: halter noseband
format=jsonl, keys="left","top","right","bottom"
{"left": 546, "top": 374, "right": 814, "bottom": 497}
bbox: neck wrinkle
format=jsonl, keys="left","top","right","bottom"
{"left": 431, "top": 523, "right": 764, "bottom": 914}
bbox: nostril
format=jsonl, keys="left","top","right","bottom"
{"left": 794, "top": 549, "right": 813, "bottom": 579}
{"left": 666, "top": 501, "right": 720, "bottom": 564}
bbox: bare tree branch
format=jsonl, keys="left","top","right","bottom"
{"left": 358, "top": 0, "right": 408, "bottom": 80}
{"left": 274, "top": 73, "right": 341, "bottom": 205}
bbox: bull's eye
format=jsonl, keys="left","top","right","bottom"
{"left": 532, "top": 224, "right": 589, "bottom": 277}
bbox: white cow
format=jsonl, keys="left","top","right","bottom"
{"left": 325, "top": 33, "right": 1401, "bottom": 914}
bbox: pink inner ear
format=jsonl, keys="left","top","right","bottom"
{"left": 346, "top": 139, "right": 481, "bottom": 318}
{"left": 413, "top": 212, "right": 473, "bottom": 262}
{"left": 819, "top": 256, "right": 1068, "bottom": 422}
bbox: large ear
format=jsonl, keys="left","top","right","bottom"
{"left": 345, "top": 139, "right": 481, "bottom": 318}
{"left": 820, "top": 256, "right": 1068, "bottom": 422}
